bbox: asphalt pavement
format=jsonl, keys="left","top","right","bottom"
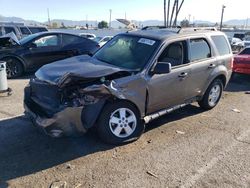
{"left": 0, "top": 74, "right": 250, "bottom": 188}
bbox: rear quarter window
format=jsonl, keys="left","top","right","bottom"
{"left": 190, "top": 38, "right": 211, "bottom": 62}
{"left": 211, "top": 35, "right": 231, "bottom": 56}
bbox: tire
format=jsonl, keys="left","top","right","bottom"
{"left": 3, "top": 57, "right": 24, "bottom": 78}
{"left": 198, "top": 79, "right": 223, "bottom": 110}
{"left": 97, "top": 101, "right": 145, "bottom": 145}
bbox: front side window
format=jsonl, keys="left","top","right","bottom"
{"left": 211, "top": 35, "right": 231, "bottom": 55}
{"left": 33, "top": 35, "right": 59, "bottom": 47}
{"left": 94, "top": 35, "right": 159, "bottom": 70}
{"left": 190, "top": 38, "right": 211, "bottom": 62}
{"left": 158, "top": 41, "right": 187, "bottom": 67}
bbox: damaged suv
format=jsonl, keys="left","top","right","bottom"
{"left": 24, "top": 28, "right": 232, "bottom": 144}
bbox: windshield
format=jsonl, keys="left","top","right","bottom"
{"left": 94, "top": 35, "right": 159, "bottom": 70}
{"left": 19, "top": 33, "right": 40, "bottom": 45}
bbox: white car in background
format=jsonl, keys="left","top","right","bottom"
{"left": 79, "top": 33, "right": 96, "bottom": 40}
{"left": 94, "top": 36, "right": 113, "bottom": 47}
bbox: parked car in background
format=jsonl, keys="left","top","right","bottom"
{"left": 79, "top": 33, "right": 96, "bottom": 40}
{"left": 24, "top": 28, "right": 232, "bottom": 144}
{"left": 0, "top": 31, "right": 99, "bottom": 78}
{"left": 0, "top": 22, "right": 48, "bottom": 39}
{"left": 0, "top": 25, "right": 22, "bottom": 39}
{"left": 94, "top": 36, "right": 113, "bottom": 47}
{"left": 229, "top": 37, "right": 244, "bottom": 52}
{"left": 233, "top": 47, "right": 250, "bottom": 75}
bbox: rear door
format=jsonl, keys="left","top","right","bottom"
{"left": 185, "top": 37, "right": 218, "bottom": 98}
{"left": 147, "top": 40, "right": 192, "bottom": 114}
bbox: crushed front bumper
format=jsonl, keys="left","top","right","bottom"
{"left": 24, "top": 103, "right": 87, "bottom": 137}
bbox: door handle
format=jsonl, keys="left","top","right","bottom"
{"left": 178, "top": 72, "right": 188, "bottom": 78}
{"left": 208, "top": 64, "right": 216, "bottom": 68}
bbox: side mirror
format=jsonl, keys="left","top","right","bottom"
{"left": 152, "top": 62, "right": 172, "bottom": 75}
{"left": 28, "top": 43, "right": 37, "bottom": 49}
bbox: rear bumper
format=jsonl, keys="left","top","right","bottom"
{"left": 24, "top": 102, "right": 87, "bottom": 137}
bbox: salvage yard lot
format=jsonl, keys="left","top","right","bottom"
{"left": 0, "top": 74, "right": 250, "bottom": 188}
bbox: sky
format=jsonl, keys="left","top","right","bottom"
{"left": 0, "top": 0, "right": 249, "bottom": 22}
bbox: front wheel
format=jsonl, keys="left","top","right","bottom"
{"left": 3, "top": 57, "right": 24, "bottom": 78}
{"left": 97, "top": 101, "right": 145, "bottom": 145}
{"left": 198, "top": 79, "right": 223, "bottom": 110}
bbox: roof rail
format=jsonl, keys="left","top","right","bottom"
{"left": 177, "top": 27, "right": 217, "bottom": 33}
{"left": 141, "top": 25, "right": 181, "bottom": 30}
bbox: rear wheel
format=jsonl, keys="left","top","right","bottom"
{"left": 97, "top": 101, "right": 145, "bottom": 145}
{"left": 198, "top": 79, "right": 223, "bottom": 110}
{"left": 3, "top": 57, "right": 24, "bottom": 78}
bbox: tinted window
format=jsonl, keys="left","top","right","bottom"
{"left": 190, "top": 38, "right": 211, "bottom": 61}
{"left": 211, "top": 35, "right": 231, "bottom": 55}
{"left": 94, "top": 35, "right": 159, "bottom": 70}
{"left": 33, "top": 35, "right": 59, "bottom": 47}
{"left": 62, "top": 34, "right": 80, "bottom": 45}
{"left": 4, "top": 27, "right": 16, "bottom": 34}
{"left": 159, "top": 41, "right": 187, "bottom": 67}
{"left": 19, "top": 27, "right": 31, "bottom": 35}
{"left": 239, "top": 48, "right": 250, "bottom": 55}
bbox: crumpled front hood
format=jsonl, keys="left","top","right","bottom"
{"left": 35, "top": 55, "right": 127, "bottom": 87}
{"left": 0, "top": 32, "right": 20, "bottom": 48}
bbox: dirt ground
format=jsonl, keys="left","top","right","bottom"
{"left": 0, "top": 74, "right": 250, "bottom": 188}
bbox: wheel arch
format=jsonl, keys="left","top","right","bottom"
{"left": 83, "top": 97, "right": 143, "bottom": 129}
{"left": 200, "top": 73, "right": 227, "bottom": 99}
{"left": 0, "top": 55, "right": 27, "bottom": 71}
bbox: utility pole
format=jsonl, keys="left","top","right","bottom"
{"left": 47, "top": 8, "right": 51, "bottom": 27}
{"left": 245, "top": 18, "right": 249, "bottom": 29}
{"left": 109, "top": 9, "right": 112, "bottom": 29}
{"left": 164, "top": 0, "right": 166, "bottom": 27}
{"left": 174, "top": 0, "right": 178, "bottom": 26}
{"left": 167, "top": 0, "right": 170, "bottom": 27}
{"left": 220, "top": 5, "right": 226, "bottom": 31}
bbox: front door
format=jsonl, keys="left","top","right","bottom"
{"left": 146, "top": 40, "right": 191, "bottom": 114}
{"left": 23, "top": 34, "right": 64, "bottom": 69}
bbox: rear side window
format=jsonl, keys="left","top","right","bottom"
{"left": 211, "top": 35, "right": 231, "bottom": 55}
{"left": 19, "top": 27, "right": 31, "bottom": 35}
{"left": 29, "top": 27, "right": 47, "bottom": 33}
{"left": 62, "top": 34, "right": 80, "bottom": 45}
{"left": 190, "top": 38, "right": 211, "bottom": 62}
{"left": 4, "top": 27, "right": 16, "bottom": 34}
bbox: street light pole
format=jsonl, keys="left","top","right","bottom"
{"left": 109, "top": 9, "right": 112, "bottom": 29}
{"left": 220, "top": 5, "right": 226, "bottom": 31}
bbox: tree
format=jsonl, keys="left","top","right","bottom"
{"left": 180, "top": 19, "right": 189, "bottom": 27}
{"left": 98, "top": 21, "right": 108, "bottom": 29}
{"left": 52, "top": 22, "right": 58, "bottom": 28}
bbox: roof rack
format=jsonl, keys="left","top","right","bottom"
{"left": 177, "top": 27, "right": 217, "bottom": 33}
{"left": 141, "top": 25, "right": 181, "bottom": 31}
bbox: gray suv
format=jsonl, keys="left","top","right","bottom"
{"left": 24, "top": 28, "right": 233, "bottom": 144}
